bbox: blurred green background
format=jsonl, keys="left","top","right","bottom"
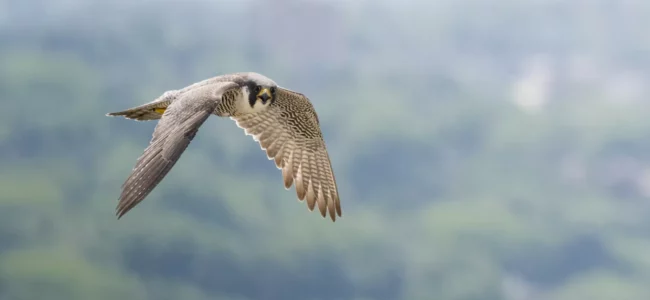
{"left": 2, "top": 0, "right": 650, "bottom": 299}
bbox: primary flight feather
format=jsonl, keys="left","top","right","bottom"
{"left": 107, "top": 72, "right": 342, "bottom": 221}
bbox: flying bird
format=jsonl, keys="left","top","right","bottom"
{"left": 107, "top": 72, "right": 341, "bottom": 221}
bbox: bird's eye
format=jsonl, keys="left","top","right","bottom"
{"left": 270, "top": 87, "right": 276, "bottom": 94}
{"left": 255, "top": 86, "right": 261, "bottom": 93}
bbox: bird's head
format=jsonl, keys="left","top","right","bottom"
{"left": 244, "top": 73, "right": 278, "bottom": 109}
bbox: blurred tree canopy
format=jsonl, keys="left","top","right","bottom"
{"left": 2, "top": 0, "right": 650, "bottom": 299}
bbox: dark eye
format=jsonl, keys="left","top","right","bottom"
{"left": 255, "top": 86, "right": 261, "bottom": 93}
{"left": 270, "top": 87, "right": 276, "bottom": 94}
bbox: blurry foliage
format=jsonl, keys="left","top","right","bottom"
{"left": 1, "top": 0, "right": 650, "bottom": 299}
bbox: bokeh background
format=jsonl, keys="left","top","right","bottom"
{"left": 2, "top": 0, "right": 650, "bottom": 299}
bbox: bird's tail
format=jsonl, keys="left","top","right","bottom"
{"left": 106, "top": 91, "right": 177, "bottom": 121}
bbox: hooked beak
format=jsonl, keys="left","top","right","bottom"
{"left": 257, "top": 88, "right": 271, "bottom": 103}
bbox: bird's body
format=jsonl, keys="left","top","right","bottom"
{"left": 107, "top": 72, "right": 341, "bottom": 221}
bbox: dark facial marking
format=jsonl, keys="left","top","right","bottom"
{"left": 247, "top": 81, "right": 259, "bottom": 108}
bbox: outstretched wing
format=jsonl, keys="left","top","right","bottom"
{"left": 115, "top": 82, "right": 239, "bottom": 218}
{"left": 231, "top": 88, "right": 342, "bottom": 221}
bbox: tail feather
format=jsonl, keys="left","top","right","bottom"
{"left": 106, "top": 91, "right": 177, "bottom": 121}
{"left": 106, "top": 106, "right": 165, "bottom": 121}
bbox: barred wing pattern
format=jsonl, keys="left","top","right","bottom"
{"left": 232, "top": 89, "right": 342, "bottom": 221}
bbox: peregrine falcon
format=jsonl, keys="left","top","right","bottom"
{"left": 106, "top": 72, "right": 342, "bottom": 221}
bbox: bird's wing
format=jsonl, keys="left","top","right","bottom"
{"left": 115, "top": 82, "right": 239, "bottom": 218}
{"left": 231, "top": 88, "right": 342, "bottom": 221}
